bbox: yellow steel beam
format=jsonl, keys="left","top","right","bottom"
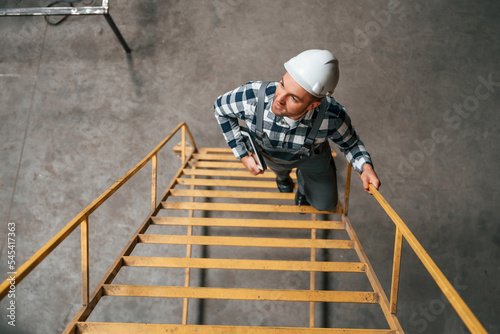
{"left": 367, "top": 184, "right": 487, "bottom": 334}
{"left": 182, "top": 169, "right": 282, "bottom": 178}
{"left": 182, "top": 166, "right": 197, "bottom": 325}
{"left": 191, "top": 161, "right": 247, "bottom": 169}
{"left": 343, "top": 162, "right": 352, "bottom": 216}
{"left": 192, "top": 153, "right": 238, "bottom": 161}
{"left": 150, "top": 217, "right": 345, "bottom": 230}
{"left": 168, "top": 188, "right": 295, "bottom": 200}
{"left": 102, "top": 285, "right": 379, "bottom": 303}
{"left": 310, "top": 214, "right": 317, "bottom": 328}
{"left": 151, "top": 154, "right": 157, "bottom": 210}
{"left": 197, "top": 147, "right": 233, "bottom": 154}
{"left": 162, "top": 201, "right": 337, "bottom": 214}
{"left": 344, "top": 216, "right": 404, "bottom": 333}
{"left": 176, "top": 178, "right": 277, "bottom": 188}
{"left": 390, "top": 228, "right": 403, "bottom": 314}
{"left": 122, "top": 256, "right": 366, "bottom": 273}
{"left": 76, "top": 322, "right": 396, "bottom": 334}
{"left": 138, "top": 234, "right": 354, "bottom": 249}
{"left": 81, "top": 215, "right": 89, "bottom": 307}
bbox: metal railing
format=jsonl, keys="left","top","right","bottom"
{"left": 363, "top": 181, "right": 488, "bottom": 333}
{"left": 0, "top": 122, "right": 196, "bottom": 304}
{"left": 0, "top": 121, "right": 487, "bottom": 333}
{"left": 0, "top": 0, "right": 131, "bottom": 53}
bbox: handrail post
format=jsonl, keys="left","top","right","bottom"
{"left": 390, "top": 227, "right": 403, "bottom": 313}
{"left": 367, "top": 183, "right": 488, "bottom": 333}
{"left": 81, "top": 215, "right": 89, "bottom": 306}
{"left": 309, "top": 214, "right": 317, "bottom": 328}
{"left": 151, "top": 154, "right": 158, "bottom": 211}
{"left": 181, "top": 125, "right": 186, "bottom": 165}
{"left": 343, "top": 162, "right": 352, "bottom": 216}
{"left": 182, "top": 166, "right": 197, "bottom": 324}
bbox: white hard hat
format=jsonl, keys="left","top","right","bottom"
{"left": 284, "top": 49, "right": 340, "bottom": 98}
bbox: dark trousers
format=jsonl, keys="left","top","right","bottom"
{"left": 263, "top": 142, "right": 338, "bottom": 211}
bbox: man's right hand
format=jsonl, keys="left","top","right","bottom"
{"left": 240, "top": 155, "right": 265, "bottom": 176}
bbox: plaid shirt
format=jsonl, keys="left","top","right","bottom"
{"left": 214, "top": 81, "right": 373, "bottom": 173}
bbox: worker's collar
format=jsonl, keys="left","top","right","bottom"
{"left": 283, "top": 116, "right": 300, "bottom": 129}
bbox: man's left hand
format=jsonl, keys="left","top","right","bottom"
{"left": 360, "top": 164, "right": 381, "bottom": 195}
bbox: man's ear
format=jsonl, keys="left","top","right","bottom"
{"left": 307, "top": 101, "right": 322, "bottom": 112}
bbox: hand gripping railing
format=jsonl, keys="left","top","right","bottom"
{"left": 0, "top": 122, "right": 196, "bottom": 304}
{"left": 362, "top": 177, "right": 487, "bottom": 333}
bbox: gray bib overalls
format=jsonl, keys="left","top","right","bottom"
{"left": 254, "top": 82, "right": 338, "bottom": 211}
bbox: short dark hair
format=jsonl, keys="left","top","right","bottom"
{"left": 310, "top": 95, "right": 321, "bottom": 103}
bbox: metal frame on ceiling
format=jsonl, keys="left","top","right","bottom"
{"left": 0, "top": 0, "right": 131, "bottom": 53}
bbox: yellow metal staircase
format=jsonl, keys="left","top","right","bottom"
{"left": 0, "top": 123, "right": 487, "bottom": 333}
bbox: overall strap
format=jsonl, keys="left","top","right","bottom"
{"left": 255, "top": 81, "right": 270, "bottom": 141}
{"left": 303, "top": 97, "right": 328, "bottom": 149}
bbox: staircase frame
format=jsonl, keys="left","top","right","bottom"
{"left": 0, "top": 122, "right": 486, "bottom": 333}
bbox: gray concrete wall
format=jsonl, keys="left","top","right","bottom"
{"left": 0, "top": 0, "right": 499, "bottom": 333}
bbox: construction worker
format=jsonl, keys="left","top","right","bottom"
{"left": 214, "top": 49, "right": 380, "bottom": 211}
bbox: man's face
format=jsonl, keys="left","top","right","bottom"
{"left": 271, "top": 72, "right": 321, "bottom": 120}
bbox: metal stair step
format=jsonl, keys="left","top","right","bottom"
{"left": 167, "top": 188, "right": 295, "bottom": 200}
{"left": 122, "top": 256, "right": 366, "bottom": 273}
{"left": 192, "top": 153, "right": 239, "bottom": 161}
{"left": 102, "top": 284, "right": 379, "bottom": 303}
{"left": 138, "top": 234, "right": 354, "bottom": 249}
{"left": 196, "top": 147, "right": 233, "bottom": 154}
{"left": 150, "top": 217, "right": 345, "bottom": 230}
{"left": 191, "top": 160, "right": 249, "bottom": 168}
{"left": 161, "top": 201, "right": 338, "bottom": 214}
{"left": 76, "top": 322, "right": 396, "bottom": 334}
{"left": 182, "top": 168, "right": 292, "bottom": 179}
{"left": 175, "top": 177, "right": 278, "bottom": 188}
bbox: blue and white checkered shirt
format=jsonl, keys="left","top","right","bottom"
{"left": 214, "top": 81, "right": 373, "bottom": 174}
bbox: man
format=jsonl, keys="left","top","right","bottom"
{"left": 214, "top": 49, "right": 380, "bottom": 211}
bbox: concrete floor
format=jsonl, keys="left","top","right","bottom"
{"left": 1, "top": 0, "right": 499, "bottom": 333}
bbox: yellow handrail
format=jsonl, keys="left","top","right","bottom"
{"left": 0, "top": 122, "right": 196, "bottom": 301}
{"left": 1, "top": 125, "right": 487, "bottom": 334}
{"left": 366, "top": 182, "right": 487, "bottom": 334}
